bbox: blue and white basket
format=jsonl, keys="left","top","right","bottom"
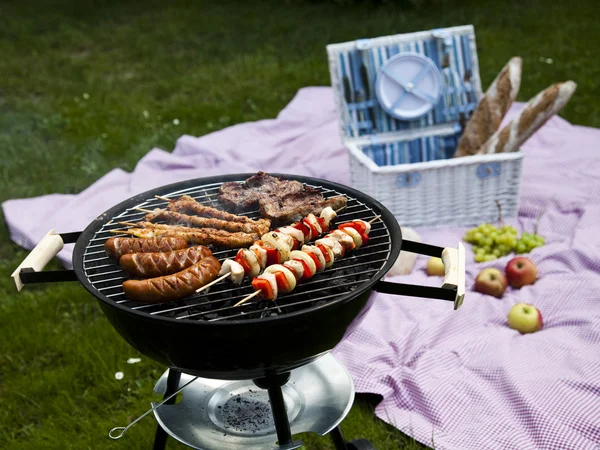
{"left": 326, "top": 25, "right": 524, "bottom": 227}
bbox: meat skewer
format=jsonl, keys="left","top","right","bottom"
{"left": 156, "top": 194, "right": 260, "bottom": 224}
{"left": 233, "top": 215, "right": 380, "bottom": 307}
{"left": 136, "top": 207, "right": 271, "bottom": 236}
{"left": 109, "top": 224, "right": 258, "bottom": 249}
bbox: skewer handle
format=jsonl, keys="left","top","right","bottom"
{"left": 109, "top": 376, "right": 199, "bottom": 439}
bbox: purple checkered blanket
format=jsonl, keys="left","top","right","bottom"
{"left": 4, "top": 87, "right": 600, "bottom": 450}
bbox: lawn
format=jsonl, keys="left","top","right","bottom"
{"left": 1, "top": 0, "right": 599, "bottom": 449}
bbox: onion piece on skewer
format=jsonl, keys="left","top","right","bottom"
{"left": 218, "top": 259, "right": 245, "bottom": 285}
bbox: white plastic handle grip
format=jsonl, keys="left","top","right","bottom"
{"left": 441, "top": 242, "right": 466, "bottom": 310}
{"left": 11, "top": 229, "right": 65, "bottom": 292}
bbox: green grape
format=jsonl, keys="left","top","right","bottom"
{"left": 473, "top": 232, "right": 483, "bottom": 243}
{"left": 492, "top": 248, "right": 501, "bottom": 257}
{"left": 521, "top": 235, "right": 533, "bottom": 247}
{"left": 506, "top": 236, "right": 517, "bottom": 248}
{"left": 501, "top": 225, "right": 518, "bottom": 235}
{"left": 484, "top": 254, "right": 497, "bottom": 261}
{"left": 474, "top": 254, "right": 486, "bottom": 263}
{"left": 482, "top": 245, "right": 492, "bottom": 254}
{"left": 516, "top": 242, "right": 527, "bottom": 254}
{"left": 497, "top": 244, "right": 508, "bottom": 255}
{"left": 489, "top": 231, "right": 499, "bottom": 242}
{"left": 483, "top": 237, "right": 493, "bottom": 247}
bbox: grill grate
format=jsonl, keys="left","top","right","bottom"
{"left": 81, "top": 181, "right": 392, "bottom": 322}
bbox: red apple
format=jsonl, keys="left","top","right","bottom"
{"left": 474, "top": 267, "right": 507, "bottom": 298}
{"left": 505, "top": 257, "right": 537, "bottom": 288}
{"left": 507, "top": 303, "right": 543, "bottom": 333}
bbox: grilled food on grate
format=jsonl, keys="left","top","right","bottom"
{"left": 165, "top": 194, "right": 265, "bottom": 224}
{"left": 244, "top": 219, "right": 372, "bottom": 303}
{"left": 230, "top": 207, "right": 340, "bottom": 280}
{"left": 259, "top": 187, "right": 347, "bottom": 226}
{"left": 112, "top": 223, "right": 259, "bottom": 248}
{"left": 142, "top": 208, "right": 271, "bottom": 236}
{"left": 218, "top": 172, "right": 348, "bottom": 225}
{"left": 119, "top": 245, "right": 213, "bottom": 278}
{"left": 104, "top": 236, "right": 188, "bottom": 260}
{"left": 122, "top": 255, "right": 221, "bottom": 303}
{"left": 218, "top": 172, "right": 305, "bottom": 212}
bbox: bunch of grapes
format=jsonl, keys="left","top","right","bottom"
{"left": 516, "top": 232, "right": 545, "bottom": 254}
{"left": 463, "top": 224, "right": 519, "bottom": 262}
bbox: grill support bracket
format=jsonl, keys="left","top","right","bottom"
{"left": 254, "top": 373, "right": 302, "bottom": 448}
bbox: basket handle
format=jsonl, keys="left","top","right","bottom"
{"left": 374, "top": 240, "right": 465, "bottom": 310}
{"left": 11, "top": 230, "right": 80, "bottom": 291}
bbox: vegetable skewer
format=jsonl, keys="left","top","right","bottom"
{"left": 233, "top": 215, "right": 380, "bottom": 307}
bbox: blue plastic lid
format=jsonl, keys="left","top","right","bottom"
{"left": 375, "top": 52, "right": 443, "bottom": 121}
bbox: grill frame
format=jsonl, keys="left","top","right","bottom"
{"left": 72, "top": 173, "right": 403, "bottom": 327}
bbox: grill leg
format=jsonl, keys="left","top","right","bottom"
{"left": 152, "top": 368, "right": 182, "bottom": 450}
{"left": 330, "top": 426, "right": 348, "bottom": 450}
{"left": 254, "top": 373, "right": 302, "bottom": 447}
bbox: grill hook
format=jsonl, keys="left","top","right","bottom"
{"left": 109, "top": 376, "right": 198, "bottom": 440}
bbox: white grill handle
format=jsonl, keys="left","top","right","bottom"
{"left": 11, "top": 229, "right": 65, "bottom": 291}
{"left": 441, "top": 242, "right": 466, "bottom": 310}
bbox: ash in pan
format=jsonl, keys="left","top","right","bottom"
{"left": 218, "top": 394, "right": 274, "bottom": 433}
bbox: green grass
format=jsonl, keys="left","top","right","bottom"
{"left": 1, "top": 0, "right": 598, "bottom": 448}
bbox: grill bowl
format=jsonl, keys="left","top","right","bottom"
{"left": 72, "top": 173, "right": 402, "bottom": 380}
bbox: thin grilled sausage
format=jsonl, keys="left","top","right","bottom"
{"left": 104, "top": 237, "right": 187, "bottom": 260}
{"left": 119, "top": 245, "right": 213, "bottom": 278}
{"left": 122, "top": 256, "right": 221, "bottom": 303}
{"left": 144, "top": 209, "right": 271, "bottom": 236}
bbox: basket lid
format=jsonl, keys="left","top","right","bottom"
{"left": 326, "top": 25, "right": 483, "bottom": 142}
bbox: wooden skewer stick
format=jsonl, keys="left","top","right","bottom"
{"left": 335, "top": 205, "right": 347, "bottom": 214}
{"left": 109, "top": 229, "right": 129, "bottom": 234}
{"left": 195, "top": 272, "right": 231, "bottom": 294}
{"left": 135, "top": 207, "right": 156, "bottom": 214}
{"left": 155, "top": 195, "right": 175, "bottom": 202}
{"left": 118, "top": 221, "right": 140, "bottom": 227}
{"left": 368, "top": 215, "right": 381, "bottom": 224}
{"left": 234, "top": 290, "right": 262, "bottom": 307}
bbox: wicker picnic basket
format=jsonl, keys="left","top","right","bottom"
{"left": 326, "top": 25, "right": 523, "bottom": 228}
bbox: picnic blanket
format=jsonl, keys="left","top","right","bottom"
{"left": 4, "top": 87, "right": 600, "bottom": 450}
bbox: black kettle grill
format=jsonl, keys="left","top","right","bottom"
{"left": 11, "top": 173, "right": 465, "bottom": 450}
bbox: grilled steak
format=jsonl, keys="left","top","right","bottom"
{"left": 218, "top": 172, "right": 304, "bottom": 212}
{"left": 218, "top": 172, "right": 348, "bottom": 225}
{"left": 259, "top": 188, "right": 348, "bottom": 226}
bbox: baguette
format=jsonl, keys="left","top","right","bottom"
{"left": 476, "top": 81, "right": 577, "bottom": 154}
{"left": 453, "top": 57, "right": 522, "bottom": 157}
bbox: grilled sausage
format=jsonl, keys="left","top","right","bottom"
{"left": 104, "top": 237, "right": 187, "bottom": 260}
{"left": 122, "top": 256, "right": 221, "bottom": 303}
{"left": 119, "top": 245, "right": 213, "bottom": 278}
